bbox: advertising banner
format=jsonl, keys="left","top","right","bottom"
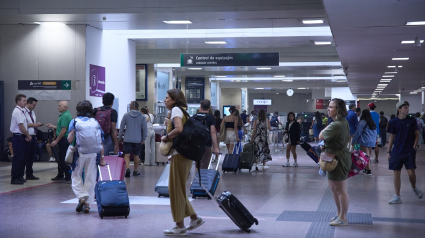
{"left": 185, "top": 78, "right": 204, "bottom": 104}
{"left": 89, "top": 64, "right": 105, "bottom": 97}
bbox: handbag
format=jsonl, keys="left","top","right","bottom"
{"left": 347, "top": 150, "right": 370, "bottom": 178}
{"left": 159, "top": 141, "right": 174, "bottom": 156}
{"left": 319, "top": 151, "right": 337, "bottom": 171}
{"left": 219, "top": 123, "right": 226, "bottom": 142}
{"left": 65, "top": 140, "right": 76, "bottom": 166}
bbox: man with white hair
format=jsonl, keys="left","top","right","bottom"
{"left": 46, "top": 101, "right": 72, "bottom": 183}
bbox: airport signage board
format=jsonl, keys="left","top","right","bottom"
{"left": 90, "top": 64, "right": 105, "bottom": 97}
{"left": 253, "top": 99, "right": 272, "bottom": 105}
{"left": 181, "top": 53, "right": 279, "bottom": 67}
{"left": 18, "top": 80, "right": 71, "bottom": 90}
{"left": 185, "top": 78, "right": 205, "bottom": 104}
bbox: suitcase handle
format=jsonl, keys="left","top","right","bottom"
{"left": 233, "top": 143, "right": 241, "bottom": 155}
{"left": 192, "top": 172, "right": 221, "bottom": 207}
{"left": 98, "top": 164, "right": 112, "bottom": 181}
{"left": 207, "top": 153, "right": 222, "bottom": 171}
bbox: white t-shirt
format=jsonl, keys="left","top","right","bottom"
{"left": 144, "top": 114, "right": 153, "bottom": 130}
{"left": 148, "top": 113, "right": 154, "bottom": 124}
{"left": 170, "top": 107, "right": 184, "bottom": 156}
{"left": 10, "top": 106, "right": 28, "bottom": 134}
{"left": 24, "top": 107, "right": 37, "bottom": 135}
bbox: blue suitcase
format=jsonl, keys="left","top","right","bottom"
{"left": 222, "top": 144, "right": 240, "bottom": 173}
{"left": 190, "top": 154, "right": 221, "bottom": 199}
{"left": 95, "top": 165, "right": 130, "bottom": 219}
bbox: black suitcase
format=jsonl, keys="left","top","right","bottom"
{"left": 190, "top": 154, "right": 221, "bottom": 199}
{"left": 222, "top": 144, "right": 240, "bottom": 173}
{"left": 239, "top": 143, "right": 254, "bottom": 171}
{"left": 95, "top": 165, "right": 130, "bottom": 219}
{"left": 193, "top": 175, "right": 259, "bottom": 233}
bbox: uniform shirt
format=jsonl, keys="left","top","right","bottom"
{"left": 10, "top": 106, "right": 28, "bottom": 134}
{"left": 24, "top": 107, "right": 37, "bottom": 135}
{"left": 370, "top": 110, "right": 380, "bottom": 136}
{"left": 387, "top": 116, "right": 418, "bottom": 156}
{"left": 57, "top": 110, "right": 72, "bottom": 137}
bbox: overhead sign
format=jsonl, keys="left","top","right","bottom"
{"left": 253, "top": 99, "right": 272, "bottom": 105}
{"left": 18, "top": 80, "right": 71, "bottom": 90}
{"left": 316, "top": 99, "right": 324, "bottom": 109}
{"left": 181, "top": 53, "right": 279, "bottom": 67}
{"left": 90, "top": 64, "right": 106, "bottom": 97}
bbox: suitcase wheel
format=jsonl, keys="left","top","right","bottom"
{"left": 100, "top": 216, "right": 103, "bottom": 219}
{"left": 249, "top": 169, "right": 251, "bottom": 172}
{"left": 243, "top": 228, "right": 251, "bottom": 233}
{"left": 254, "top": 218, "right": 259, "bottom": 225}
{"left": 125, "top": 215, "right": 128, "bottom": 218}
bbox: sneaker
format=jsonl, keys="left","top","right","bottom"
{"left": 373, "top": 160, "right": 379, "bottom": 163}
{"left": 362, "top": 169, "right": 367, "bottom": 175}
{"left": 293, "top": 162, "right": 299, "bottom": 167}
{"left": 330, "top": 215, "right": 339, "bottom": 222}
{"left": 49, "top": 157, "right": 56, "bottom": 162}
{"left": 125, "top": 169, "right": 130, "bottom": 177}
{"left": 186, "top": 216, "right": 205, "bottom": 231}
{"left": 164, "top": 225, "right": 187, "bottom": 236}
{"left": 283, "top": 162, "right": 291, "bottom": 167}
{"left": 263, "top": 166, "right": 269, "bottom": 170}
{"left": 388, "top": 195, "right": 402, "bottom": 204}
{"left": 413, "top": 188, "right": 423, "bottom": 199}
{"left": 364, "top": 170, "right": 372, "bottom": 176}
{"left": 329, "top": 217, "right": 348, "bottom": 226}
{"left": 133, "top": 171, "right": 140, "bottom": 176}
{"left": 257, "top": 165, "right": 263, "bottom": 170}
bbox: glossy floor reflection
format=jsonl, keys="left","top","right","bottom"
{"left": 0, "top": 143, "right": 424, "bottom": 238}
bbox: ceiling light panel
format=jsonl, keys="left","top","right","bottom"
{"left": 384, "top": 72, "right": 397, "bottom": 74}
{"left": 302, "top": 20, "right": 324, "bottom": 24}
{"left": 273, "top": 75, "right": 285, "bottom": 77}
{"left": 205, "top": 41, "right": 227, "bottom": 44}
{"left": 392, "top": 58, "right": 409, "bottom": 60}
{"left": 314, "top": 41, "right": 332, "bottom": 45}
{"left": 401, "top": 40, "right": 424, "bottom": 44}
{"left": 382, "top": 75, "right": 394, "bottom": 77}
{"left": 387, "top": 66, "right": 402, "bottom": 68}
{"left": 406, "top": 21, "right": 425, "bottom": 26}
{"left": 163, "top": 20, "right": 192, "bottom": 24}
{"left": 256, "top": 68, "right": 271, "bottom": 70}
{"left": 187, "top": 68, "right": 202, "bottom": 70}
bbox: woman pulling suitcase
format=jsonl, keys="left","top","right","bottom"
{"left": 161, "top": 89, "right": 205, "bottom": 236}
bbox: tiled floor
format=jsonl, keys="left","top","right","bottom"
{"left": 0, "top": 143, "right": 424, "bottom": 238}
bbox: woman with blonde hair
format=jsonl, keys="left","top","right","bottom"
{"left": 250, "top": 109, "right": 271, "bottom": 170}
{"left": 319, "top": 98, "right": 351, "bottom": 226}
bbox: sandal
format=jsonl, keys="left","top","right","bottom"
{"left": 84, "top": 203, "right": 90, "bottom": 213}
{"left": 76, "top": 198, "right": 86, "bottom": 212}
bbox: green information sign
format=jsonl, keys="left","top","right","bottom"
{"left": 188, "top": 107, "right": 198, "bottom": 116}
{"left": 18, "top": 80, "right": 72, "bottom": 90}
{"left": 61, "top": 80, "right": 71, "bottom": 90}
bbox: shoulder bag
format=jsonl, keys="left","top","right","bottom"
{"left": 219, "top": 118, "right": 227, "bottom": 142}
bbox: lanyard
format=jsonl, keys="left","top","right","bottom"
{"left": 25, "top": 108, "right": 35, "bottom": 123}
{"left": 16, "top": 106, "right": 26, "bottom": 117}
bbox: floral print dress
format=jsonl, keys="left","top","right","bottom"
{"left": 253, "top": 120, "right": 270, "bottom": 163}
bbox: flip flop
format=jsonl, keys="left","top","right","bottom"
{"left": 76, "top": 198, "right": 86, "bottom": 212}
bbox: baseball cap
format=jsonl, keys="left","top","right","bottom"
{"left": 396, "top": 101, "right": 409, "bottom": 109}
{"left": 367, "top": 102, "right": 376, "bottom": 108}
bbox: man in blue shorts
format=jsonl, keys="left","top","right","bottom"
{"left": 387, "top": 101, "right": 422, "bottom": 204}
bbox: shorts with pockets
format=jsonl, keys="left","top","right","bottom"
{"left": 389, "top": 149, "right": 416, "bottom": 170}
{"left": 223, "top": 130, "right": 236, "bottom": 144}
{"left": 123, "top": 142, "right": 141, "bottom": 155}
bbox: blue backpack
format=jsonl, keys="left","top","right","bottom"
{"left": 270, "top": 115, "right": 279, "bottom": 127}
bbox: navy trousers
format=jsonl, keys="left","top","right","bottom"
{"left": 23, "top": 136, "right": 37, "bottom": 177}
{"left": 11, "top": 135, "right": 26, "bottom": 180}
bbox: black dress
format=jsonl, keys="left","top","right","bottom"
{"left": 253, "top": 120, "right": 270, "bottom": 163}
{"left": 285, "top": 121, "right": 301, "bottom": 146}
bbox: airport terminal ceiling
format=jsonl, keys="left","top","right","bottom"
{"left": 0, "top": 0, "right": 424, "bottom": 99}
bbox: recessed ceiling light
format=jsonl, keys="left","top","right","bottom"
{"left": 382, "top": 75, "right": 394, "bottom": 77}
{"left": 337, "top": 80, "right": 346, "bottom": 82}
{"left": 33, "top": 22, "right": 41, "bottom": 24}
{"left": 422, "top": 87, "right": 425, "bottom": 89}
{"left": 273, "top": 75, "right": 285, "bottom": 77}
{"left": 375, "top": 89, "right": 384, "bottom": 91}
{"left": 255, "top": 88, "right": 264, "bottom": 89}
{"left": 314, "top": 41, "right": 332, "bottom": 45}
{"left": 205, "top": 41, "right": 227, "bottom": 44}
{"left": 384, "top": 72, "right": 397, "bottom": 74}
{"left": 378, "top": 84, "right": 388, "bottom": 86}
{"left": 302, "top": 20, "right": 324, "bottom": 24}
{"left": 276, "top": 93, "right": 279, "bottom": 94}
{"left": 410, "top": 92, "right": 418, "bottom": 94}
{"left": 297, "top": 88, "right": 306, "bottom": 89}
{"left": 334, "top": 75, "right": 345, "bottom": 78}
{"left": 256, "top": 67, "right": 271, "bottom": 70}
{"left": 215, "top": 76, "right": 227, "bottom": 78}
{"left": 387, "top": 66, "right": 403, "bottom": 68}
{"left": 163, "top": 20, "right": 192, "bottom": 24}
{"left": 188, "top": 68, "right": 202, "bottom": 70}
{"left": 380, "top": 80, "right": 391, "bottom": 83}
{"left": 392, "top": 58, "right": 409, "bottom": 60}
{"left": 401, "top": 40, "right": 424, "bottom": 44}
{"left": 282, "top": 80, "right": 293, "bottom": 82}
{"left": 406, "top": 21, "right": 425, "bottom": 26}
{"left": 33, "top": 22, "right": 65, "bottom": 25}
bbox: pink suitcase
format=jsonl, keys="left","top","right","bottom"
{"left": 100, "top": 156, "right": 126, "bottom": 180}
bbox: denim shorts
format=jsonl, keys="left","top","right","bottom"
{"left": 389, "top": 149, "right": 416, "bottom": 170}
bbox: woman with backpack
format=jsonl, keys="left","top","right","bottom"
{"left": 220, "top": 106, "right": 241, "bottom": 154}
{"left": 310, "top": 111, "right": 322, "bottom": 143}
{"left": 351, "top": 109, "right": 377, "bottom": 175}
{"left": 161, "top": 89, "right": 204, "bottom": 236}
{"left": 250, "top": 109, "right": 271, "bottom": 170}
{"left": 67, "top": 100, "right": 105, "bottom": 213}
{"left": 141, "top": 108, "right": 155, "bottom": 166}
{"left": 283, "top": 112, "right": 301, "bottom": 167}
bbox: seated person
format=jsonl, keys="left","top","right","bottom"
{"left": 36, "top": 130, "right": 56, "bottom": 162}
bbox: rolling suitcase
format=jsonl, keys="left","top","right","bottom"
{"left": 95, "top": 165, "right": 130, "bottom": 219}
{"left": 222, "top": 144, "right": 240, "bottom": 173}
{"left": 155, "top": 164, "right": 170, "bottom": 197}
{"left": 193, "top": 176, "right": 259, "bottom": 233}
{"left": 102, "top": 155, "right": 126, "bottom": 180}
{"left": 239, "top": 143, "right": 254, "bottom": 171}
{"left": 300, "top": 141, "right": 319, "bottom": 163}
{"left": 190, "top": 154, "right": 221, "bottom": 199}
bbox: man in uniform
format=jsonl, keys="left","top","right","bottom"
{"left": 23, "top": 97, "right": 43, "bottom": 180}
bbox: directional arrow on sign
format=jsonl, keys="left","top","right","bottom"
{"left": 190, "top": 108, "right": 195, "bottom": 114}
{"left": 64, "top": 82, "right": 69, "bottom": 88}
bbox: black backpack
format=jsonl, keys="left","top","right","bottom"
{"left": 379, "top": 116, "right": 388, "bottom": 128}
{"left": 192, "top": 113, "right": 212, "bottom": 144}
{"left": 270, "top": 115, "right": 279, "bottom": 127}
{"left": 173, "top": 107, "right": 210, "bottom": 184}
